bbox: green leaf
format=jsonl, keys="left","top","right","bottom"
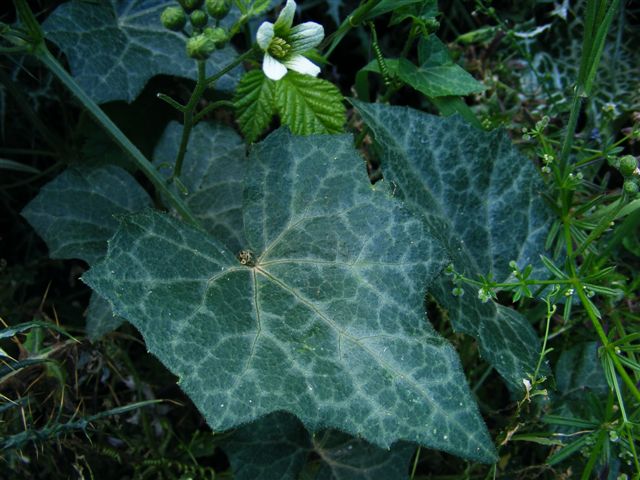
{"left": 225, "top": 412, "right": 415, "bottom": 480}
{"left": 364, "top": 0, "right": 425, "bottom": 20}
{"left": 84, "top": 129, "right": 496, "bottom": 463}
{"left": 86, "top": 293, "right": 125, "bottom": 341}
{"left": 224, "top": 412, "right": 309, "bottom": 480}
{"left": 353, "top": 101, "right": 552, "bottom": 391}
{"left": 396, "top": 37, "right": 485, "bottom": 98}
{"left": 42, "top": 0, "right": 239, "bottom": 104}
{"left": 234, "top": 70, "right": 276, "bottom": 143}
{"left": 153, "top": 120, "right": 247, "bottom": 252}
{"left": 275, "top": 72, "right": 345, "bottom": 136}
{"left": 22, "top": 165, "right": 152, "bottom": 264}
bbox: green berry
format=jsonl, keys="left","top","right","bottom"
{"left": 623, "top": 179, "right": 639, "bottom": 194}
{"left": 206, "top": 0, "right": 231, "bottom": 19}
{"left": 186, "top": 34, "right": 216, "bottom": 60}
{"left": 190, "top": 9, "right": 208, "bottom": 28}
{"left": 619, "top": 155, "right": 637, "bottom": 177}
{"left": 161, "top": 6, "right": 186, "bottom": 31}
{"left": 203, "top": 27, "right": 227, "bottom": 48}
{"left": 180, "top": 0, "right": 203, "bottom": 12}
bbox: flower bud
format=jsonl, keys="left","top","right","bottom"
{"left": 619, "top": 155, "right": 637, "bottom": 177}
{"left": 180, "top": 0, "right": 204, "bottom": 12}
{"left": 623, "top": 179, "right": 639, "bottom": 194}
{"left": 161, "top": 6, "right": 186, "bottom": 31}
{"left": 203, "top": 27, "right": 227, "bottom": 48}
{"left": 190, "top": 9, "right": 208, "bottom": 28}
{"left": 186, "top": 33, "right": 216, "bottom": 60}
{"left": 206, "top": 0, "right": 231, "bottom": 19}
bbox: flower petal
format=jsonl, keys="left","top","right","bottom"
{"left": 274, "top": 0, "right": 296, "bottom": 34}
{"left": 263, "top": 53, "right": 288, "bottom": 80}
{"left": 256, "top": 22, "right": 274, "bottom": 50}
{"left": 283, "top": 54, "right": 320, "bottom": 77}
{"left": 289, "top": 22, "right": 324, "bottom": 53}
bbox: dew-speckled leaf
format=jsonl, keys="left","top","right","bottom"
{"left": 84, "top": 129, "right": 496, "bottom": 463}
{"left": 153, "top": 120, "right": 246, "bottom": 252}
{"left": 22, "top": 165, "right": 152, "bottom": 264}
{"left": 43, "top": 0, "right": 239, "bottom": 104}
{"left": 353, "top": 101, "right": 551, "bottom": 391}
{"left": 275, "top": 72, "right": 346, "bottom": 136}
{"left": 225, "top": 412, "right": 415, "bottom": 480}
{"left": 86, "top": 293, "right": 125, "bottom": 341}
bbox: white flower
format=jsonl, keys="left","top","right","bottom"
{"left": 256, "top": 0, "right": 324, "bottom": 81}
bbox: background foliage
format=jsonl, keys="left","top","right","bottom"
{"left": 1, "top": 0, "right": 639, "bottom": 478}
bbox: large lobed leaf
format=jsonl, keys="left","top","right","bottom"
{"left": 21, "top": 165, "right": 152, "bottom": 264}
{"left": 225, "top": 412, "right": 415, "bottom": 480}
{"left": 43, "top": 0, "right": 239, "bottom": 104}
{"left": 84, "top": 129, "right": 497, "bottom": 462}
{"left": 21, "top": 165, "right": 152, "bottom": 340}
{"left": 354, "top": 101, "right": 552, "bottom": 391}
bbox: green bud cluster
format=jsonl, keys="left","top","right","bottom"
{"left": 619, "top": 155, "right": 638, "bottom": 177}
{"left": 161, "top": 0, "right": 233, "bottom": 40}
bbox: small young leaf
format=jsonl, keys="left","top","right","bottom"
{"left": 234, "top": 70, "right": 276, "bottom": 143}
{"left": 275, "top": 72, "right": 345, "bottom": 136}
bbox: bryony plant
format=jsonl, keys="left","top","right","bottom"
{"left": 257, "top": 0, "right": 324, "bottom": 81}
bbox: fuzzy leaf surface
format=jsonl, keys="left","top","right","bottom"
{"left": 275, "top": 72, "right": 345, "bottom": 136}
{"left": 354, "top": 101, "right": 551, "bottom": 391}
{"left": 22, "top": 165, "right": 152, "bottom": 264}
{"left": 43, "top": 0, "right": 239, "bottom": 103}
{"left": 225, "top": 412, "right": 415, "bottom": 480}
{"left": 233, "top": 70, "right": 276, "bottom": 143}
{"left": 153, "top": 120, "right": 246, "bottom": 252}
{"left": 84, "top": 129, "right": 496, "bottom": 463}
{"left": 86, "top": 293, "right": 125, "bottom": 341}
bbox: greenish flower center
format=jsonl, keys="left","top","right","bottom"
{"left": 268, "top": 37, "right": 291, "bottom": 59}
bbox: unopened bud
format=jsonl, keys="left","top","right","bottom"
{"left": 186, "top": 33, "right": 216, "bottom": 59}
{"left": 180, "top": 0, "right": 204, "bottom": 12}
{"left": 623, "top": 179, "right": 639, "bottom": 194}
{"left": 203, "top": 27, "right": 227, "bottom": 47}
{"left": 161, "top": 6, "right": 186, "bottom": 31}
{"left": 206, "top": 0, "right": 231, "bottom": 19}
{"left": 619, "top": 155, "right": 637, "bottom": 177}
{"left": 190, "top": 9, "right": 208, "bottom": 28}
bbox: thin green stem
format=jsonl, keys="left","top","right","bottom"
{"left": 192, "top": 100, "right": 235, "bottom": 124}
{"left": 533, "top": 300, "right": 555, "bottom": 382}
{"left": 156, "top": 93, "right": 186, "bottom": 112}
{"left": 558, "top": 91, "right": 583, "bottom": 174}
{"left": 173, "top": 61, "right": 207, "bottom": 181}
{"left": 36, "top": 47, "right": 200, "bottom": 227}
{"left": 576, "top": 285, "right": 640, "bottom": 403}
{"left": 205, "top": 47, "right": 256, "bottom": 85}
